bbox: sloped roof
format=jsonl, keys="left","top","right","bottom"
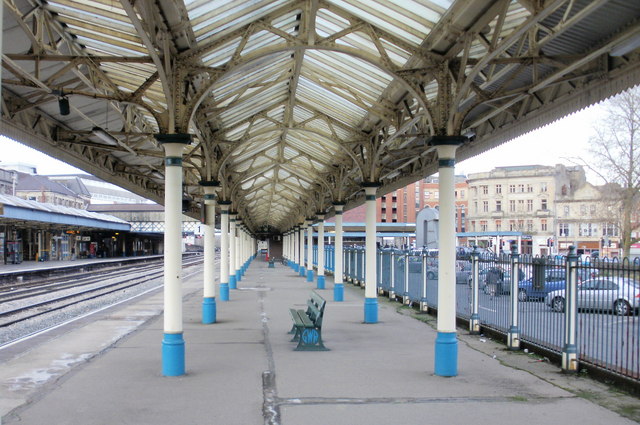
{"left": 15, "top": 172, "right": 79, "bottom": 197}
{"left": 0, "top": 192, "right": 130, "bottom": 229}
{"left": 2, "top": 0, "right": 640, "bottom": 235}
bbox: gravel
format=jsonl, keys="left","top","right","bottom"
{"left": 0, "top": 262, "right": 204, "bottom": 346}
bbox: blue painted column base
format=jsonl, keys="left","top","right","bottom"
{"left": 334, "top": 283, "right": 344, "bottom": 301}
{"left": 434, "top": 331, "right": 458, "bottom": 377}
{"left": 293, "top": 263, "right": 299, "bottom": 272}
{"left": 317, "top": 275, "right": 325, "bottom": 289}
{"left": 219, "top": 283, "right": 230, "bottom": 301}
{"left": 364, "top": 297, "right": 378, "bottom": 323}
{"left": 162, "top": 333, "right": 185, "bottom": 376}
{"left": 306, "top": 269, "right": 314, "bottom": 282}
{"left": 236, "top": 270, "right": 242, "bottom": 282}
{"left": 202, "top": 297, "right": 217, "bottom": 324}
{"left": 299, "top": 266, "right": 306, "bottom": 277}
{"left": 229, "top": 275, "right": 237, "bottom": 289}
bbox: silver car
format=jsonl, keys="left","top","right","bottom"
{"left": 545, "top": 277, "right": 640, "bottom": 316}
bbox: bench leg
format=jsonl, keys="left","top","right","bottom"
{"left": 294, "top": 327, "right": 329, "bottom": 351}
{"left": 290, "top": 326, "right": 302, "bottom": 342}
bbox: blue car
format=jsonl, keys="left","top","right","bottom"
{"left": 518, "top": 269, "right": 567, "bottom": 301}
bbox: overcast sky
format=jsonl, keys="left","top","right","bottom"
{"left": 0, "top": 102, "right": 603, "bottom": 182}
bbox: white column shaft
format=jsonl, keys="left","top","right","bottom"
{"left": 203, "top": 195, "right": 216, "bottom": 298}
{"left": 220, "top": 207, "right": 229, "bottom": 284}
{"left": 335, "top": 208, "right": 344, "bottom": 283}
{"left": 318, "top": 217, "right": 325, "bottom": 276}
{"left": 163, "top": 143, "right": 184, "bottom": 333}
{"left": 365, "top": 187, "right": 377, "bottom": 298}
{"left": 437, "top": 146, "right": 458, "bottom": 333}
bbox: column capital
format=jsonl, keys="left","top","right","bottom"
{"left": 219, "top": 201, "right": 231, "bottom": 212}
{"left": 427, "top": 135, "right": 466, "bottom": 146}
{"left": 428, "top": 135, "right": 465, "bottom": 163}
{"left": 154, "top": 133, "right": 193, "bottom": 145}
{"left": 333, "top": 203, "right": 345, "bottom": 213}
{"left": 199, "top": 180, "right": 220, "bottom": 187}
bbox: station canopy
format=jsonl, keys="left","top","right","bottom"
{"left": 2, "top": 0, "right": 640, "bottom": 236}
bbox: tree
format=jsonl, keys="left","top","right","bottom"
{"left": 581, "top": 87, "right": 640, "bottom": 257}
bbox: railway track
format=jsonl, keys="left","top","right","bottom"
{"left": 0, "top": 256, "right": 207, "bottom": 331}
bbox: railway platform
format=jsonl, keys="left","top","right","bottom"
{"left": 1, "top": 258, "right": 638, "bottom": 424}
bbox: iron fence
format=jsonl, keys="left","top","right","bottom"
{"left": 328, "top": 245, "right": 640, "bottom": 382}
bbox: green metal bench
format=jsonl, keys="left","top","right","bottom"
{"left": 288, "top": 291, "right": 328, "bottom": 351}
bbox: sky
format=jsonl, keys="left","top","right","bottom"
{"left": 0, "top": 102, "right": 605, "bottom": 181}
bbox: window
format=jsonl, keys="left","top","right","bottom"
{"left": 424, "top": 191, "right": 430, "bottom": 199}
{"left": 541, "top": 219, "right": 548, "bottom": 231}
{"left": 526, "top": 184, "right": 533, "bottom": 193}
{"left": 590, "top": 204, "right": 596, "bottom": 215}
{"left": 603, "top": 223, "right": 618, "bottom": 236}
{"left": 434, "top": 192, "right": 439, "bottom": 199}
{"left": 518, "top": 199, "right": 524, "bottom": 211}
{"left": 474, "top": 201, "right": 478, "bottom": 213}
{"left": 495, "top": 220, "right": 502, "bottom": 231}
{"left": 495, "top": 184, "right": 502, "bottom": 194}
{"left": 509, "top": 184, "right": 516, "bottom": 193}
{"left": 526, "top": 220, "right": 533, "bottom": 232}
{"left": 509, "top": 220, "right": 516, "bottom": 231}
{"left": 541, "top": 199, "right": 547, "bottom": 210}
{"left": 518, "top": 184, "right": 525, "bottom": 193}
{"left": 541, "top": 182, "right": 548, "bottom": 192}
{"left": 509, "top": 200, "right": 516, "bottom": 212}
{"left": 579, "top": 223, "right": 595, "bottom": 237}
{"left": 471, "top": 221, "right": 476, "bottom": 232}
{"left": 480, "top": 220, "right": 488, "bottom": 232}
{"left": 481, "top": 185, "right": 489, "bottom": 195}
{"left": 580, "top": 204, "right": 587, "bottom": 216}
{"left": 563, "top": 205, "right": 569, "bottom": 216}
{"left": 496, "top": 200, "right": 502, "bottom": 211}
{"left": 559, "top": 223, "right": 570, "bottom": 236}
{"left": 483, "top": 201, "right": 488, "bottom": 212}
{"left": 527, "top": 199, "right": 533, "bottom": 212}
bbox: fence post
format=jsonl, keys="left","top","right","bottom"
{"left": 390, "top": 250, "right": 396, "bottom": 300}
{"left": 403, "top": 250, "right": 411, "bottom": 305}
{"left": 353, "top": 247, "right": 358, "bottom": 284}
{"left": 507, "top": 243, "right": 521, "bottom": 350}
{"left": 360, "top": 247, "right": 366, "bottom": 287}
{"left": 378, "top": 249, "right": 384, "bottom": 295}
{"left": 562, "top": 246, "right": 579, "bottom": 373}
{"left": 469, "top": 246, "right": 480, "bottom": 334}
{"left": 420, "top": 252, "right": 428, "bottom": 311}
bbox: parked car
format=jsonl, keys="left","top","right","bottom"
{"left": 518, "top": 268, "right": 567, "bottom": 301}
{"left": 545, "top": 277, "right": 640, "bottom": 316}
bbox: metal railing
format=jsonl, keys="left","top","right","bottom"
{"left": 307, "top": 244, "right": 640, "bottom": 383}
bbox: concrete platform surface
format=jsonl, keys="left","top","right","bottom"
{"left": 1, "top": 259, "right": 638, "bottom": 424}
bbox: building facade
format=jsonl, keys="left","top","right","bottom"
{"left": 377, "top": 175, "right": 468, "bottom": 232}
{"left": 466, "top": 164, "right": 623, "bottom": 257}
